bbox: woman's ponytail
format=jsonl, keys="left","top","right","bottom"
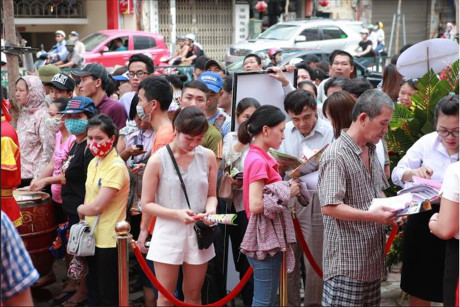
{"left": 238, "top": 119, "right": 252, "bottom": 145}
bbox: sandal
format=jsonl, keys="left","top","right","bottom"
{"left": 53, "top": 291, "right": 76, "bottom": 305}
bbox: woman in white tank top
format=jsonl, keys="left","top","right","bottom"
{"left": 141, "top": 106, "right": 218, "bottom": 306}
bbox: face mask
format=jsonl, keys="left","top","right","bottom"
{"left": 136, "top": 101, "right": 154, "bottom": 122}
{"left": 87, "top": 139, "right": 113, "bottom": 157}
{"left": 65, "top": 119, "right": 88, "bottom": 135}
{"left": 46, "top": 117, "right": 61, "bottom": 133}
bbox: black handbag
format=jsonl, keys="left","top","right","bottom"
{"left": 166, "top": 145, "right": 218, "bottom": 250}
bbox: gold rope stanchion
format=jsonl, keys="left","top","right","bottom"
{"left": 279, "top": 251, "right": 288, "bottom": 306}
{"left": 115, "top": 221, "right": 132, "bottom": 306}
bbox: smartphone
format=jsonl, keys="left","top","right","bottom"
{"left": 136, "top": 144, "right": 143, "bottom": 150}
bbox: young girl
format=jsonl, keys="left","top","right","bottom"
{"left": 142, "top": 106, "right": 218, "bottom": 306}
{"left": 238, "top": 105, "right": 299, "bottom": 306}
{"left": 77, "top": 114, "right": 130, "bottom": 306}
{"left": 397, "top": 79, "right": 417, "bottom": 109}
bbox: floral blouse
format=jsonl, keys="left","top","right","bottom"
{"left": 17, "top": 76, "right": 55, "bottom": 179}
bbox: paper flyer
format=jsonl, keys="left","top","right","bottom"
{"left": 195, "top": 214, "right": 238, "bottom": 225}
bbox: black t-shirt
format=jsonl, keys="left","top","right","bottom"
{"left": 359, "top": 40, "right": 374, "bottom": 57}
{"left": 186, "top": 45, "right": 204, "bottom": 64}
{"left": 61, "top": 140, "right": 94, "bottom": 216}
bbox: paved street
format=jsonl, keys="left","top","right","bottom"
{"left": 34, "top": 258, "right": 414, "bottom": 307}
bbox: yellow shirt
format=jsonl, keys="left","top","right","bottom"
{"left": 85, "top": 149, "right": 130, "bottom": 248}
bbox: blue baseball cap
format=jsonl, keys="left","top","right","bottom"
{"left": 198, "top": 71, "right": 223, "bottom": 93}
{"left": 58, "top": 96, "right": 96, "bottom": 115}
{"left": 111, "top": 71, "right": 129, "bottom": 81}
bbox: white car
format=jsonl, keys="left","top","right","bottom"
{"left": 225, "top": 19, "right": 363, "bottom": 66}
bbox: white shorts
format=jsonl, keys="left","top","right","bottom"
{"left": 146, "top": 218, "right": 215, "bottom": 265}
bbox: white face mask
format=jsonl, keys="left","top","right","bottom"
{"left": 172, "top": 91, "right": 182, "bottom": 105}
{"left": 136, "top": 100, "right": 154, "bottom": 122}
{"left": 46, "top": 117, "right": 61, "bottom": 133}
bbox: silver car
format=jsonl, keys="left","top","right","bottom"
{"left": 225, "top": 19, "right": 363, "bottom": 66}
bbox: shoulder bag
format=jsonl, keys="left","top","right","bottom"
{"left": 166, "top": 145, "right": 218, "bottom": 250}
{"left": 67, "top": 215, "right": 100, "bottom": 257}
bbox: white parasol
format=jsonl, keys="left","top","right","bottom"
{"left": 396, "top": 38, "right": 459, "bottom": 79}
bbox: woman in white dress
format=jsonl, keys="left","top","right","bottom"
{"left": 141, "top": 106, "right": 218, "bottom": 306}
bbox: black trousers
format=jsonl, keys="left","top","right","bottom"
{"left": 86, "top": 247, "right": 119, "bottom": 306}
{"left": 444, "top": 238, "right": 459, "bottom": 307}
{"left": 228, "top": 207, "right": 253, "bottom": 306}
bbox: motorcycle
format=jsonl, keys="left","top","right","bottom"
{"left": 34, "top": 43, "right": 61, "bottom": 69}
{"left": 34, "top": 44, "right": 50, "bottom": 68}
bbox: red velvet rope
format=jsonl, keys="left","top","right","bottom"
{"left": 292, "top": 216, "right": 324, "bottom": 278}
{"left": 130, "top": 241, "right": 253, "bottom": 307}
{"left": 293, "top": 216, "right": 398, "bottom": 280}
{"left": 385, "top": 226, "right": 399, "bottom": 255}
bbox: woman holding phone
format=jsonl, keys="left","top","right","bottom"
{"left": 142, "top": 106, "right": 217, "bottom": 306}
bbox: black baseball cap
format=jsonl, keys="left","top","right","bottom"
{"left": 72, "top": 63, "right": 108, "bottom": 83}
{"left": 48, "top": 73, "right": 75, "bottom": 91}
{"left": 304, "top": 54, "right": 320, "bottom": 63}
{"left": 204, "top": 59, "right": 225, "bottom": 72}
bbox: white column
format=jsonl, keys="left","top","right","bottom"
{"left": 170, "top": 0, "right": 177, "bottom": 55}
{"left": 233, "top": 0, "right": 250, "bottom": 44}
{"left": 150, "top": 0, "right": 159, "bottom": 33}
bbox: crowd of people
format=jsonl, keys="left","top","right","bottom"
{"left": 1, "top": 29, "right": 459, "bottom": 307}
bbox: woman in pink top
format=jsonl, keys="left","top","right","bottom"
{"left": 238, "top": 105, "right": 299, "bottom": 306}
{"left": 30, "top": 98, "right": 75, "bottom": 221}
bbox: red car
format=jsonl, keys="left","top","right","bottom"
{"left": 81, "top": 30, "right": 170, "bottom": 67}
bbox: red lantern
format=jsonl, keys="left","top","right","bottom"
{"left": 255, "top": 0, "right": 268, "bottom": 12}
{"left": 318, "top": 0, "right": 329, "bottom": 7}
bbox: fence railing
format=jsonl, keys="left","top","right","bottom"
{"left": 14, "top": 0, "right": 86, "bottom": 18}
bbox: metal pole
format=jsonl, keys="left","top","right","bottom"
{"left": 279, "top": 252, "right": 288, "bottom": 306}
{"left": 394, "top": 0, "right": 403, "bottom": 56}
{"left": 388, "top": 13, "right": 396, "bottom": 57}
{"left": 115, "top": 221, "right": 132, "bottom": 306}
{"left": 402, "top": 14, "right": 406, "bottom": 46}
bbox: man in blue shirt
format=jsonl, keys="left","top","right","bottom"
{"left": 1, "top": 211, "right": 39, "bottom": 305}
{"left": 48, "top": 30, "right": 69, "bottom": 63}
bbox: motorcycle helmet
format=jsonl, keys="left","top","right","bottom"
{"left": 55, "top": 30, "right": 66, "bottom": 37}
{"left": 185, "top": 33, "right": 196, "bottom": 42}
{"left": 268, "top": 48, "right": 282, "bottom": 59}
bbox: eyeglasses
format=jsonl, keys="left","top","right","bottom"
{"left": 437, "top": 130, "right": 459, "bottom": 137}
{"left": 128, "top": 71, "right": 148, "bottom": 78}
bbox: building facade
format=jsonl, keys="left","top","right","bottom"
{"left": 11, "top": 0, "right": 458, "bottom": 64}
